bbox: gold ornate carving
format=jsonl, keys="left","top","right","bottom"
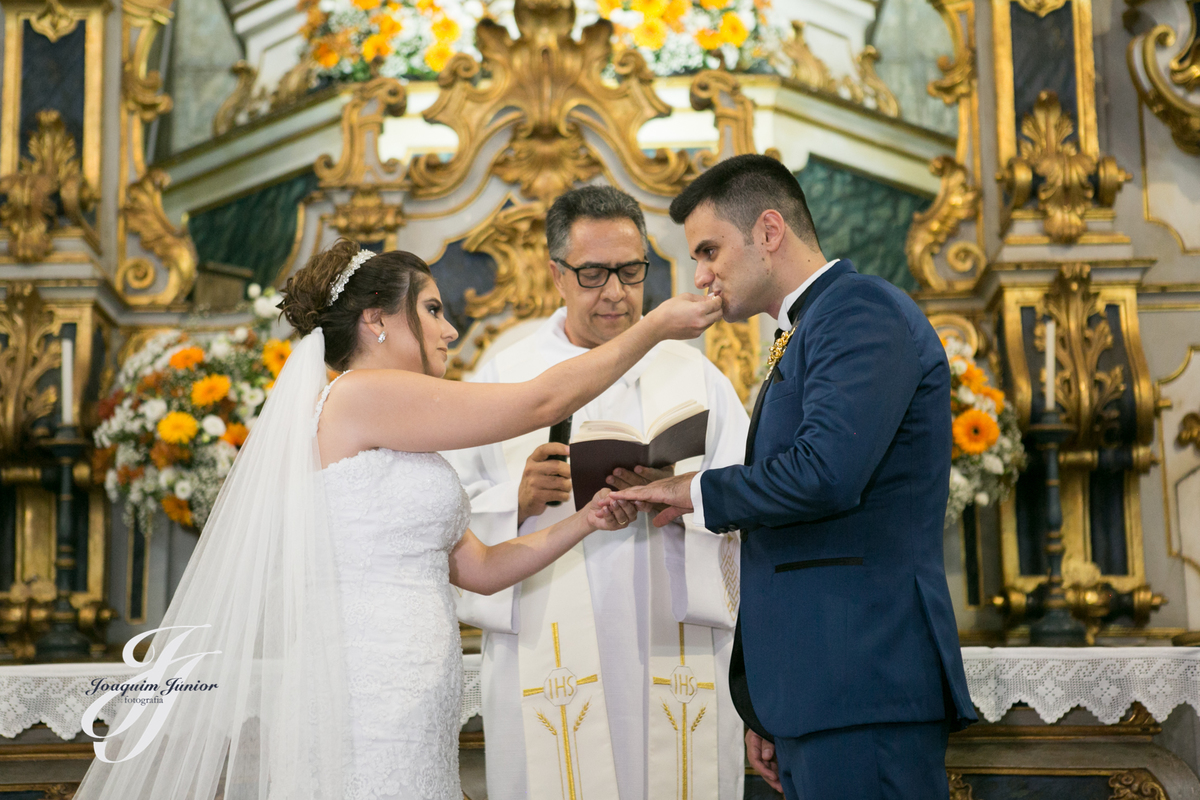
{"left": 782, "top": 22, "right": 901, "bottom": 117}
{"left": 907, "top": 156, "right": 983, "bottom": 290}
{"left": 852, "top": 47, "right": 901, "bottom": 117}
{"left": 116, "top": 0, "right": 199, "bottom": 308}
{"left": 1179, "top": 411, "right": 1200, "bottom": 451}
{"left": 270, "top": 58, "right": 318, "bottom": 113}
{"left": 461, "top": 202, "right": 558, "bottom": 321}
{"left": 30, "top": 0, "right": 80, "bottom": 42}
{"left": 116, "top": 171, "right": 198, "bottom": 305}
{"left": 999, "top": 92, "right": 1131, "bottom": 243}
{"left": 329, "top": 186, "right": 404, "bottom": 241}
{"left": 1042, "top": 264, "right": 1126, "bottom": 450}
{"left": 705, "top": 318, "right": 759, "bottom": 405}
{"left": 315, "top": 76, "right": 407, "bottom": 188}
{"left": 1129, "top": 24, "right": 1200, "bottom": 155}
{"left": 407, "top": 0, "right": 694, "bottom": 202}
{"left": 690, "top": 71, "right": 762, "bottom": 168}
{"left": 0, "top": 110, "right": 99, "bottom": 262}
{"left": 1108, "top": 769, "right": 1167, "bottom": 800}
{"left": 781, "top": 21, "right": 834, "bottom": 93}
{"left": 928, "top": 0, "right": 976, "bottom": 104}
{"left": 1014, "top": 0, "right": 1069, "bottom": 17}
{"left": 0, "top": 284, "right": 61, "bottom": 456}
{"left": 947, "top": 773, "right": 978, "bottom": 800}
{"left": 212, "top": 60, "right": 263, "bottom": 137}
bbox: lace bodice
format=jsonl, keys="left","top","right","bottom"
{"left": 316, "top": 372, "right": 471, "bottom": 800}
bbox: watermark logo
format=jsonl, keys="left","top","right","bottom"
{"left": 80, "top": 625, "right": 220, "bottom": 763}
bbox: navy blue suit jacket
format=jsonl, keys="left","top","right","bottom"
{"left": 700, "top": 260, "right": 977, "bottom": 739}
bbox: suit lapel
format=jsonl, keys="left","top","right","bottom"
{"left": 743, "top": 260, "right": 855, "bottom": 465}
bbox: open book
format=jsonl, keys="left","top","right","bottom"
{"left": 569, "top": 401, "right": 709, "bottom": 511}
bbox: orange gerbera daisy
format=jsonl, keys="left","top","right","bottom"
{"left": 695, "top": 28, "right": 723, "bottom": 50}
{"left": 162, "top": 496, "right": 193, "bottom": 527}
{"left": 373, "top": 12, "right": 402, "bottom": 38}
{"left": 961, "top": 364, "right": 988, "bottom": 393}
{"left": 952, "top": 409, "right": 1000, "bottom": 455}
{"left": 719, "top": 11, "right": 748, "bottom": 46}
{"left": 158, "top": 411, "right": 199, "bottom": 445}
{"left": 221, "top": 422, "right": 249, "bottom": 448}
{"left": 262, "top": 339, "right": 292, "bottom": 377}
{"left": 362, "top": 32, "right": 392, "bottom": 61}
{"left": 191, "top": 374, "right": 232, "bottom": 407}
{"left": 979, "top": 385, "right": 1006, "bottom": 413}
{"left": 424, "top": 40, "right": 455, "bottom": 72}
{"left": 431, "top": 14, "right": 460, "bottom": 41}
{"left": 632, "top": 17, "right": 668, "bottom": 49}
{"left": 169, "top": 346, "right": 205, "bottom": 371}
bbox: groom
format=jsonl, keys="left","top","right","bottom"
{"left": 609, "top": 154, "right": 977, "bottom": 799}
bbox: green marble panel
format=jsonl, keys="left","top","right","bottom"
{"left": 794, "top": 158, "right": 932, "bottom": 294}
{"left": 187, "top": 171, "right": 321, "bottom": 291}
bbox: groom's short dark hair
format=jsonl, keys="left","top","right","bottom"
{"left": 669, "top": 154, "right": 820, "bottom": 248}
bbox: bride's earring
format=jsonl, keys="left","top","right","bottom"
{"left": 377, "top": 329, "right": 387, "bottom": 344}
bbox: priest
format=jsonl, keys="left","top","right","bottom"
{"left": 445, "top": 185, "right": 749, "bottom": 800}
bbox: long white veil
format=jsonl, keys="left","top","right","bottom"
{"left": 74, "top": 329, "right": 350, "bottom": 800}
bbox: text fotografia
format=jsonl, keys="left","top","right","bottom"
{"left": 85, "top": 677, "right": 218, "bottom": 698}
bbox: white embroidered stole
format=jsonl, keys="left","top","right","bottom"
{"left": 496, "top": 342, "right": 720, "bottom": 800}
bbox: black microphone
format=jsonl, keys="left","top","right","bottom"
{"left": 545, "top": 414, "right": 572, "bottom": 507}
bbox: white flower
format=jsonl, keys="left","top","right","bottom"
{"left": 956, "top": 385, "right": 977, "bottom": 405}
{"left": 208, "top": 337, "right": 232, "bottom": 359}
{"left": 232, "top": 326, "right": 249, "bottom": 343}
{"left": 247, "top": 283, "right": 262, "bottom": 299}
{"left": 116, "top": 443, "right": 140, "bottom": 468}
{"left": 159, "top": 466, "right": 178, "bottom": 489}
{"left": 950, "top": 466, "right": 970, "bottom": 491}
{"left": 975, "top": 491, "right": 990, "bottom": 506}
{"left": 129, "top": 485, "right": 144, "bottom": 504}
{"left": 213, "top": 441, "right": 237, "bottom": 478}
{"left": 105, "top": 469, "right": 119, "bottom": 501}
{"left": 982, "top": 453, "right": 1005, "bottom": 475}
{"left": 174, "top": 479, "right": 194, "bottom": 501}
{"left": 141, "top": 398, "right": 168, "bottom": 423}
{"left": 241, "top": 387, "right": 265, "bottom": 408}
{"left": 254, "top": 294, "right": 283, "bottom": 319}
{"left": 202, "top": 415, "right": 227, "bottom": 437}
{"left": 950, "top": 357, "right": 967, "bottom": 376}
{"left": 243, "top": 415, "right": 258, "bottom": 431}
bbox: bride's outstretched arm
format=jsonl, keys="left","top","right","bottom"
{"left": 324, "top": 293, "right": 721, "bottom": 454}
{"left": 448, "top": 491, "right": 635, "bottom": 595}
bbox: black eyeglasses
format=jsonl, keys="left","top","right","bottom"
{"left": 553, "top": 258, "right": 649, "bottom": 288}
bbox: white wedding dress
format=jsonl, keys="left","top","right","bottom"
{"left": 317, "top": 371, "right": 470, "bottom": 800}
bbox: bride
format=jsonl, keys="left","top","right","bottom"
{"left": 72, "top": 239, "right": 722, "bottom": 800}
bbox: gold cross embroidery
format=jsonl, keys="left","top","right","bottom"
{"left": 651, "top": 624, "right": 715, "bottom": 800}
{"left": 522, "top": 622, "right": 598, "bottom": 800}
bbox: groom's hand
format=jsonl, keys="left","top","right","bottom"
{"left": 746, "top": 729, "right": 782, "bottom": 793}
{"left": 607, "top": 472, "right": 696, "bottom": 527}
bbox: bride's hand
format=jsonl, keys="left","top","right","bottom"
{"left": 643, "top": 293, "right": 724, "bottom": 341}
{"left": 585, "top": 489, "right": 638, "bottom": 531}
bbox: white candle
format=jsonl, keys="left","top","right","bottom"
{"left": 1043, "top": 317, "right": 1056, "bottom": 413}
{"left": 61, "top": 338, "right": 74, "bottom": 426}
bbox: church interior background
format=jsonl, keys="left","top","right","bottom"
{"left": 1, "top": 0, "right": 1200, "bottom": 794}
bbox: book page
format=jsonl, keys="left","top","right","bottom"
{"left": 646, "top": 400, "right": 706, "bottom": 441}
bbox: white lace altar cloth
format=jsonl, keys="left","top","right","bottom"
{"left": 0, "top": 653, "right": 483, "bottom": 741}
{"left": 962, "top": 646, "right": 1200, "bottom": 724}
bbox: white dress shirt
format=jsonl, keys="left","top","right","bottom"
{"left": 689, "top": 259, "right": 840, "bottom": 527}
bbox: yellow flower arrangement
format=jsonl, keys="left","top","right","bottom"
{"left": 191, "top": 374, "right": 232, "bottom": 407}
{"left": 262, "top": 339, "right": 293, "bottom": 377}
{"left": 97, "top": 309, "right": 287, "bottom": 533}
{"left": 718, "top": 11, "right": 748, "bottom": 46}
{"left": 158, "top": 411, "right": 199, "bottom": 445}
{"left": 424, "top": 40, "right": 455, "bottom": 71}
{"left": 633, "top": 17, "right": 669, "bottom": 49}
{"left": 942, "top": 336, "right": 1025, "bottom": 523}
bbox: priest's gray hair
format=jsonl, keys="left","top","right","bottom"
{"left": 546, "top": 185, "right": 651, "bottom": 262}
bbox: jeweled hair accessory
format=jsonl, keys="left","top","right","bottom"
{"left": 327, "top": 248, "right": 375, "bottom": 307}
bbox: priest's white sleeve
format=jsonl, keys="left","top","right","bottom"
{"left": 442, "top": 360, "right": 527, "bottom": 634}
{"left": 662, "top": 358, "right": 749, "bottom": 630}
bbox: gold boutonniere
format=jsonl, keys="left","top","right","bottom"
{"left": 765, "top": 328, "right": 795, "bottom": 371}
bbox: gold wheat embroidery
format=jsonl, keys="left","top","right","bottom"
{"left": 536, "top": 710, "right": 558, "bottom": 736}
{"left": 572, "top": 700, "right": 591, "bottom": 732}
{"left": 690, "top": 705, "right": 708, "bottom": 732}
{"left": 661, "top": 700, "right": 679, "bottom": 731}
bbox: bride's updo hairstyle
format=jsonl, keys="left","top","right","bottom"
{"left": 280, "top": 238, "right": 434, "bottom": 372}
